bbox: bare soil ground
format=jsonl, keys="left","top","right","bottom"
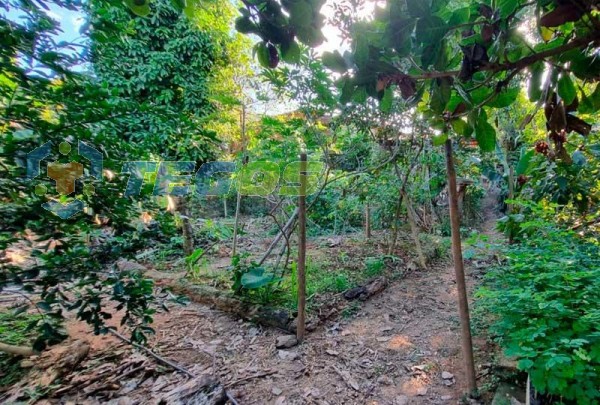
{"left": 2, "top": 201, "right": 502, "bottom": 404}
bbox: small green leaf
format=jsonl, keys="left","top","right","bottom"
{"left": 558, "top": 74, "right": 577, "bottom": 105}
{"left": 518, "top": 358, "right": 534, "bottom": 370}
{"left": 380, "top": 87, "right": 393, "bottom": 113}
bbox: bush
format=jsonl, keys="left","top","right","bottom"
{"left": 478, "top": 225, "right": 600, "bottom": 403}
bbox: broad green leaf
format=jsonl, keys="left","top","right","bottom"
{"left": 518, "top": 358, "right": 534, "bottom": 370}
{"left": 322, "top": 51, "right": 347, "bottom": 73}
{"left": 516, "top": 149, "right": 535, "bottom": 175}
{"left": 487, "top": 87, "right": 520, "bottom": 108}
{"left": 540, "top": 26, "right": 554, "bottom": 42}
{"left": 125, "top": 0, "right": 151, "bottom": 17}
{"left": 448, "top": 7, "right": 470, "bottom": 26}
{"left": 528, "top": 62, "right": 544, "bottom": 102}
{"left": 289, "top": 1, "right": 313, "bottom": 28}
{"left": 241, "top": 267, "right": 276, "bottom": 289}
{"left": 416, "top": 16, "right": 447, "bottom": 45}
{"left": 234, "top": 17, "right": 255, "bottom": 34}
{"left": 281, "top": 41, "right": 301, "bottom": 63}
{"left": 186, "top": 248, "right": 205, "bottom": 265}
{"left": 475, "top": 114, "right": 496, "bottom": 152}
{"left": 340, "top": 79, "right": 355, "bottom": 104}
{"left": 354, "top": 36, "right": 369, "bottom": 67}
{"left": 432, "top": 133, "right": 448, "bottom": 146}
{"left": 406, "top": 0, "right": 431, "bottom": 18}
{"left": 353, "top": 86, "right": 368, "bottom": 103}
{"left": 255, "top": 42, "right": 270, "bottom": 68}
{"left": 497, "top": 0, "right": 518, "bottom": 19}
{"left": 558, "top": 74, "right": 577, "bottom": 105}
{"left": 451, "top": 118, "right": 472, "bottom": 137}
{"left": 429, "top": 79, "right": 451, "bottom": 114}
{"left": 380, "top": 86, "right": 393, "bottom": 113}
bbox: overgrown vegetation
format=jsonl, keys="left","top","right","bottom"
{"left": 2, "top": 0, "right": 600, "bottom": 401}
{"left": 479, "top": 216, "right": 600, "bottom": 403}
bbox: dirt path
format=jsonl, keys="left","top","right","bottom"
{"left": 114, "top": 254, "right": 489, "bottom": 405}
{"left": 7, "top": 204, "right": 502, "bottom": 404}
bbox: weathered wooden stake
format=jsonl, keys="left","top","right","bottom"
{"left": 296, "top": 153, "right": 307, "bottom": 342}
{"left": 232, "top": 105, "right": 247, "bottom": 257}
{"left": 444, "top": 139, "right": 477, "bottom": 394}
{"left": 231, "top": 169, "right": 243, "bottom": 257}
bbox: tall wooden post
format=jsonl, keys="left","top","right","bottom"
{"left": 444, "top": 139, "right": 477, "bottom": 394}
{"left": 232, "top": 156, "right": 248, "bottom": 257}
{"left": 296, "top": 153, "right": 307, "bottom": 342}
{"left": 232, "top": 105, "right": 247, "bottom": 258}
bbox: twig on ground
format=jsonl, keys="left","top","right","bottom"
{"left": 225, "top": 370, "right": 277, "bottom": 388}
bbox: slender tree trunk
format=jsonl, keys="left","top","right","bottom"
{"left": 403, "top": 191, "right": 427, "bottom": 269}
{"left": 223, "top": 197, "right": 228, "bottom": 217}
{"left": 231, "top": 190, "right": 242, "bottom": 257}
{"left": 296, "top": 154, "right": 307, "bottom": 342}
{"left": 364, "top": 202, "right": 371, "bottom": 239}
{"left": 444, "top": 139, "right": 477, "bottom": 394}
{"left": 387, "top": 192, "right": 404, "bottom": 255}
{"left": 177, "top": 196, "right": 194, "bottom": 257}
{"left": 258, "top": 208, "right": 298, "bottom": 266}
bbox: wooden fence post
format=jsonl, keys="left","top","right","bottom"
{"left": 232, "top": 156, "right": 248, "bottom": 257}
{"left": 296, "top": 153, "right": 307, "bottom": 342}
{"left": 445, "top": 139, "right": 477, "bottom": 394}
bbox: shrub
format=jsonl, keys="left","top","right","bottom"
{"left": 478, "top": 225, "right": 600, "bottom": 403}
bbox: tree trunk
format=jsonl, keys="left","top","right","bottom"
{"left": 364, "top": 202, "right": 371, "bottom": 239}
{"left": 177, "top": 196, "right": 194, "bottom": 257}
{"left": 403, "top": 191, "right": 427, "bottom": 269}
{"left": 387, "top": 192, "right": 404, "bottom": 255}
{"left": 258, "top": 208, "right": 298, "bottom": 266}
{"left": 444, "top": 139, "right": 477, "bottom": 395}
{"left": 296, "top": 153, "right": 307, "bottom": 342}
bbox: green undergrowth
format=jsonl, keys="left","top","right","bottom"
{"left": 477, "top": 223, "right": 600, "bottom": 403}
{"left": 0, "top": 311, "right": 42, "bottom": 388}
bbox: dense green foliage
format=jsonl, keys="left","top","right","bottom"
{"left": 0, "top": 0, "right": 248, "bottom": 348}
{"left": 479, "top": 217, "right": 600, "bottom": 403}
